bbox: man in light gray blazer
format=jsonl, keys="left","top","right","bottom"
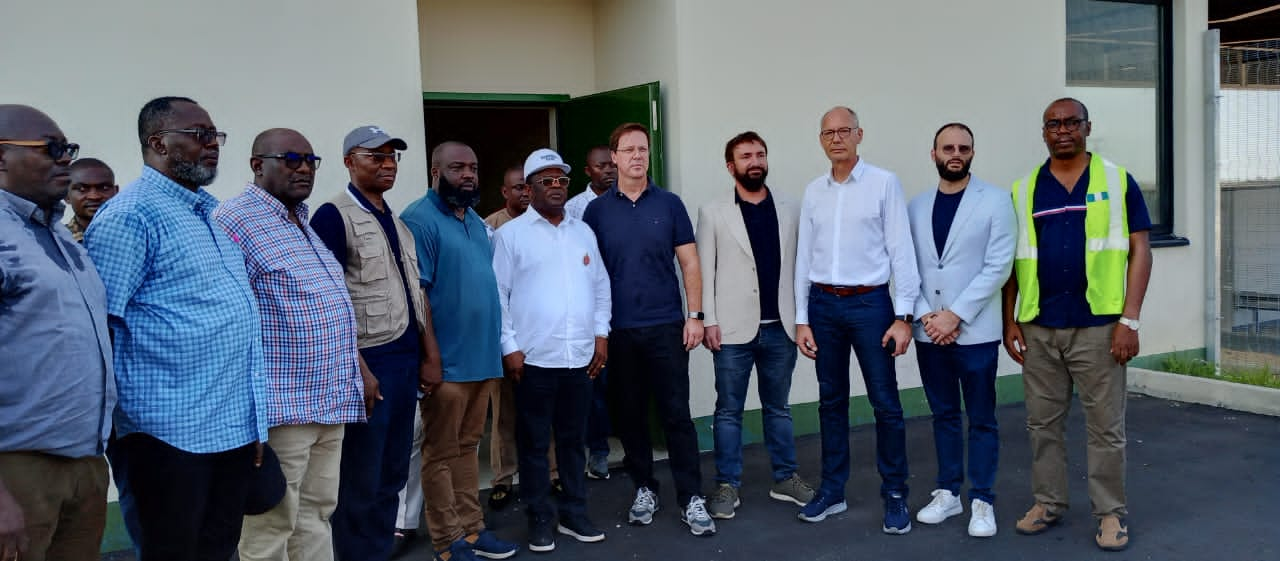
{"left": 906, "top": 123, "right": 1015, "bottom": 538}
{"left": 696, "top": 131, "right": 815, "bottom": 521}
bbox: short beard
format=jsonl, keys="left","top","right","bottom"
{"left": 171, "top": 154, "right": 218, "bottom": 186}
{"left": 735, "top": 166, "right": 768, "bottom": 192}
{"left": 934, "top": 158, "right": 970, "bottom": 182}
{"left": 438, "top": 174, "right": 480, "bottom": 208}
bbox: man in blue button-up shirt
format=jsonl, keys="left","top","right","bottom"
{"left": 0, "top": 104, "right": 116, "bottom": 561}
{"left": 86, "top": 97, "right": 267, "bottom": 561}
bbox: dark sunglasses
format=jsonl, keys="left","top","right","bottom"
{"left": 0, "top": 139, "right": 80, "bottom": 160}
{"left": 255, "top": 152, "right": 322, "bottom": 170}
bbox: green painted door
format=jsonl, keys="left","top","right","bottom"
{"left": 558, "top": 82, "right": 664, "bottom": 193}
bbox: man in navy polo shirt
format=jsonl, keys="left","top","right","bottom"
{"left": 1002, "top": 98, "right": 1152, "bottom": 552}
{"left": 582, "top": 122, "right": 715, "bottom": 537}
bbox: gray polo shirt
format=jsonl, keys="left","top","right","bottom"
{"left": 0, "top": 189, "right": 115, "bottom": 458}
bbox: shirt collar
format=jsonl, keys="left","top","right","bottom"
{"left": 826, "top": 158, "right": 867, "bottom": 187}
{"left": 734, "top": 187, "right": 773, "bottom": 207}
{"left": 0, "top": 189, "right": 67, "bottom": 227}
{"left": 247, "top": 183, "right": 310, "bottom": 223}
{"left": 526, "top": 208, "right": 576, "bottom": 228}
{"left": 345, "top": 183, "right": 395, "bottom": 216}
{"left": 140, "top": 165, "right": 220, "bottom": 217}
{"left": 608, "top": 180, "right": 659, "bottom": 199}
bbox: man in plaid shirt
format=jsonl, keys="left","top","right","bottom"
{"left": 213, "top": 128, "right": 377, "bottom": 561}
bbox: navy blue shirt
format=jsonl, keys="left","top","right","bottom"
{"left": 932, "top": 188, "right": 965, "bottom": 259}
{"left": 737, "top": 190, "right": 781, "bottom": 322}
{"left": 310, "top": 184, "right": 421, "bottom": 358}
{"left": 1031, "top": 158, "right": 1151, "bottom": 328}
{"left": 583, "top": 182, "right": 695, "bottom": 330}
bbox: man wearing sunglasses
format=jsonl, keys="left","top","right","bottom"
{"left": 1002, "top": 97, "right": 1152, "bottom": 552}
{"left": 84, "top": 96, "right": 266, "bottom": 561}
{"left": 212, "top": 128, "right": 374, "bottom": 561}
{"left": 0, "top": 104, "right": 115, "bottom": 561}
{"left": 309, "top": 126, "right": 443, "bottom": 561}
{"left": 492, "top": 148, "right": 610, "bottom": 552}
{"left": 483, "top": 165, "right": 530, "bottom": 231}
{"left": 63, "top": 158, "right": 118, "bottom": 242}
{"left": 401, "top": 141, "right": 517, "bottom": 561}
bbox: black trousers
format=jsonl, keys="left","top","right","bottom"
{"left": 515, "top": 365, "right": 591, "bottom": 521}
{"left": 121, "top": 433, "right": 255, "bottom": 561}
{"left": 607, "top": 322, "right": 703, "bottom": 506}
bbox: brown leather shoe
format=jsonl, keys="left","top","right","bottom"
{"left": 1096, "top": 515, "right": 1129, "bottom": 551}
{"left": 1015, "top": 503, "right": 1061, "bottom": 535}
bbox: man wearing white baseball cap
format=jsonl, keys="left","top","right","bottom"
{"left": 492, "top": 148, "right": 611, "bottom": 552}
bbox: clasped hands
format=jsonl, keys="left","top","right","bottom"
{"left": 921, "top": 309, "right": 962, "bottom": 345}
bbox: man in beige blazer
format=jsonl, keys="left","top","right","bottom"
{"left": 696, "top": 131, "right": 815, "bottom": 521}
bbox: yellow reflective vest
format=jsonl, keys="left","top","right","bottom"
{"left": 1011, "top": 154, "right": 1130, "bottom": 323}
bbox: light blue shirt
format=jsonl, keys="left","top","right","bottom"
{"left": 86, "top": 166, "right": 267, "bottom": 454}
{"left": 0, "top": 191, "right": 115, "bottom": 458}
{"left": 400, "top": 190, "right": 502, "bottom": 382}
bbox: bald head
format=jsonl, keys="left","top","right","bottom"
{"left": 0, "top": 104, "right": 73, "bottom": 209}
{"left": 250, "top": 128, "right": 316, "bottom": 208}
{"left": 821, "top": 106, "right": 859, "bottom": 129}
{"left": 252, "top": 128, "right": 309, "bottom": 155}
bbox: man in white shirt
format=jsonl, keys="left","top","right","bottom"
{"left": 794, "top": 106, "right": 921, "bottom": 534}
{"left": 493, "top": 148, "right": 611, "bottom": 553}
{"left": 907, "top": 123, "right": 1016, "bottom": 538}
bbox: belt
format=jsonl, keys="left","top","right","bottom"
{"left": 813, "top": 282, "right": 886, "bottom": 297}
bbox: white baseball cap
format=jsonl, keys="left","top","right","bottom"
{"left": 523, "top": 148, "right": 571, "bottom": 180}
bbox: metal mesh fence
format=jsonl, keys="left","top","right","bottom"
{"left": 1219, "top": 39, "right": 1280, "bottom": 374}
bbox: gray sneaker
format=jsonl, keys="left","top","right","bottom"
{"left": 628, "top": 487, "right": 659, "bottom": 525}
{"left": 769, "top": 474, "right": 816, "bottom": 506}
{"left": 586, "top": 453, "right": 610, "bottom": 480}
{"left": 682, "top": 496, "right": 717, "bottom": 536}
{"left": 707, "top": 483, "right": 740, "bottom": 519}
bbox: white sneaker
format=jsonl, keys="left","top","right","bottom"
{"left": 968, "top": 499, "right": 997, "bottom": 537}
{"left": 915, "top": 489, "right": 963, "bottom": 524}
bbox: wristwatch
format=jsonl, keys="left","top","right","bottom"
{"left": 895, "top": 314, "right": 914, "bottom": 324}
{"left": 1118, "top": 317, "right": 1141, "bottom": 331}
{"left": 688, "top": 311, "right": 705, "bottom": 321}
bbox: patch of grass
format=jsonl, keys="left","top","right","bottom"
{"left": 1161, "top": 356, "right": 1280, "bottom": 389}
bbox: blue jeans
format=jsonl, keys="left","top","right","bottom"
{"left": 915, "top": 341, "right": 1000, "bottom": 504}
{"left": 808, "top": 286, "right": 909, "bottom": 499}
{"left": 712, "top": 322, "right": 799, "bottom": 488}
{"left": 106, "top": 434, "right": 142, "bottom": 558}
{"left": 514, "top": 365, "right": 592, "bottom": 520}
{"left": 332, "top": 348, "right": 419, "bottom": 561}
{"left": 585, "top": 368, "right": 611, "bottom": 457}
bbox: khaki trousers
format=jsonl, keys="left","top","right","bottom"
{"left": 238, "top": 423, "right": 345, "bottom": 561}
{"left": 1021, "top": 322, "right": 1128, "bottom": 518}
{"left": 489, "top": 377, "right": 557, "bottom": 487}
{"left": 0, "top": 452, "right": 107, "bottom": 561}
{"left": 422, "top": 379, "right": 496, "bottom": 551}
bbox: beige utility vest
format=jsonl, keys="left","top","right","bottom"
{"left": 330, "top": 192, "right": 427, "bottom": 349}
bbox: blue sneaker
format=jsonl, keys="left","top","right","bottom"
{"left": 883, "top": 492, "right": 912, "bottom": 534}
{"left": 797, "top": 491, "right": 847, "bottom": 523}
{"left": 435, "top": 538, "right": 479, "bottom": 561}
{"left": 468, "top": 530, "right": 519, "bottom": 559}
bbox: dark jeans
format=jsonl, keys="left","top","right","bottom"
{"left": 515, "top": 365, "right": 591, "bottom": 521}
{"left": 333, "top": 348, "right": 419, "bottom": 561}
{"left": 712, "top": 322, "right": 799, "bottom": 487}
{"left": 105, "top": 434, "right": 142, "bottom": 557}
{"left": 808, "top": 286, "right": 909, "bottom": 499}
{"left": 586, "top": 367, "right": 611, "bottom": 457}
{"left": 608, "top": 322, "right": 703, "bottom": 506}
{"left": 120, "top": 433, "right": 255, "bottom": 561}
{"left": 915, "top": 340, "right": 1000, "bottom": 504}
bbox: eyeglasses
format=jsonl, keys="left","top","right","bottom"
{"left": 0, "top": 139, "right": 80, "bottom": 160}
{"left": 532, "top": 177, "right": 570, "bottom": 188}
{"left": 350, "top": 151, "right": 401, "bottom": 164}
{"left": 614, "top": 146, "right": 649, "bottom": 156}
{"left": 1043, "top": 118, "right": 1085, "bottom": 132}
{"left": 70, "top": 183, "right": 118, "bottom": 194}
{"left": 255, "top": 152, "right": 322, "bottom": 170}
{"left": 819, "top": 127, "right": 856, "bottom": 141}
{"left": 153, "top": 128, "right": 228, "bottom": 146}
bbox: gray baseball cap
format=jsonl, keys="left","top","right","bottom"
{"left": 342, "top": 125, "right": 407, "bottom": 154}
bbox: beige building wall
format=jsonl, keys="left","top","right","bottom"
{"left": 418, "top": 0, "right": 597, "bottom": 96}
{"left": 0, "top": 0, "right": 431, "bottom": 212}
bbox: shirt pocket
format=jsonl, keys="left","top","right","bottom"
{"left": 362, "top": 299, "right": 392, "bottom": 336}
{"left": 355, "top": 242, "right": 388, "bottom": 284}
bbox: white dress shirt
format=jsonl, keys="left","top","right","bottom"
{"left": 493, "top": 209, "right": 612, "bottom": 369}
{"left": 564, "top": 186, "right": 602, "bottom": 221}
{"left": 795, "top": 158, "right": 921, "bottom": 324}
